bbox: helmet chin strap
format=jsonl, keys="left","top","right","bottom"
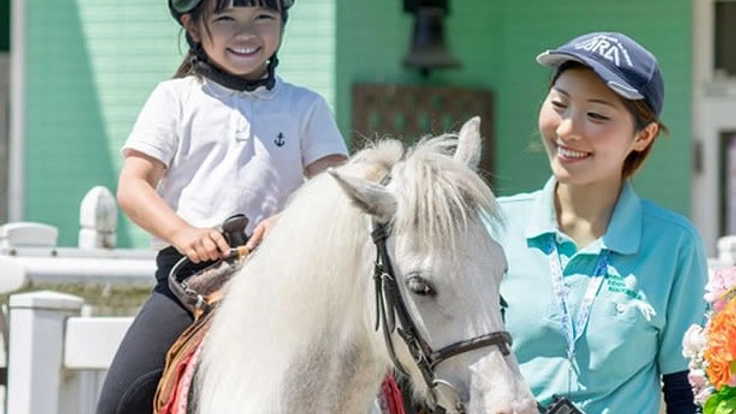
{"left": 188, "top": 41, "right": 278, "bottom": 92}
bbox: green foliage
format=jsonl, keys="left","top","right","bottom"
{"left": 704, "top": 386, "right": 736, "bottom": 414}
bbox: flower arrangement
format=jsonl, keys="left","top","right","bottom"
{"left": 682, "top": 266, "right": 736, "bottom": 413}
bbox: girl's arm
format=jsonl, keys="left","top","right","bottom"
{"left": 117, "top": 149, "right": 230, "bottom": 262}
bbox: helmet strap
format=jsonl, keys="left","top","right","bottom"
{"left": 187, "top": 41, "right": 278, "bottom": 92}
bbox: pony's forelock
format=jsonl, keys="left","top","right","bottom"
{"left": 391, "top": 134, "right": 502, "bottom": 254}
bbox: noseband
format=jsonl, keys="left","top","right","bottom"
{"left": 371, "top": 221, "right": 513, "bottom": 414}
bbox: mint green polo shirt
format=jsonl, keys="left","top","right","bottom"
{"left": 494, "top": 177, "right": 707, "bottom": 414}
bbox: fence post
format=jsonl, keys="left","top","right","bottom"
{"left": 7, "top": 291, "right": 84, "bottom": 414}
{"left": 78, "top": 186, "right": 117, "bottom": 249}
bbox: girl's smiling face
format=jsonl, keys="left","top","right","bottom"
{"left": 538, "top": 65, "right": 654, "bottom": 187}
{"left": 184, "top": 2, "right": 282, "bottom": 80}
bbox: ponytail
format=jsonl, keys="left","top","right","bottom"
{"left": 173, "top": 51, "right": 196, "bottom": 78}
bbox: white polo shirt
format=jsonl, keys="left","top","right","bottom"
{"left": 494, "top": 177, "right": 708, "bottom": 413}
{"left": 123, "top": 75, "right": 348, "bottom": 243}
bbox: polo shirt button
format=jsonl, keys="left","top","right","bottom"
{"left": 616, "top": 304, "right": 626, "bottom": 313}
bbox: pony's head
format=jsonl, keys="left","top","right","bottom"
{"left": 330, "top": 117, "right": 536, "bottom": 414}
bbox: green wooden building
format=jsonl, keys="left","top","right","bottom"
{"left": 2, "top": 0, "right": 736, "bottom": 256}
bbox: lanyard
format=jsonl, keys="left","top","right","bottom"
{"left": 548, "top": 236, "right": 610, "bottom": 362}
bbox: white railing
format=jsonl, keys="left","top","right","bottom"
{"left": 0, "top": 186, "right": 154, "bottom": 414}
{"left": 7, "top": 291, "right": 132, "bottom": 414}
{"left": 0, "top": 186, "right": 156, "bottom": 295}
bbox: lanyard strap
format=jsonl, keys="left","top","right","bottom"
{"left": 548, "top": 236, "right": 610, "bottom": 361}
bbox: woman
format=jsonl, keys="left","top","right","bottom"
{"left": 495, "top": 32, "right": 707, "bottom": 413}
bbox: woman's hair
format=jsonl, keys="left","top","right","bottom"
{"left": 173, "top": 0, "right": 287, "bottom": 78}
{"left": 549, "top": 61, "right": 669, "bottom": 179}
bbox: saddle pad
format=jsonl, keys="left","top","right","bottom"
{"left": 154, "top": 304, "right": 216, "bottom": 414}
{"left": 379, "top": 374, "right": 407, "bottom": 414}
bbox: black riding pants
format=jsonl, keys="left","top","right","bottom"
{"left": 96, "top": 247, "right": 212, "bottom": 414}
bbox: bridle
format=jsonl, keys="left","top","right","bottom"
{"left": 371, "top": 220, "right": 514, "bottom": 414}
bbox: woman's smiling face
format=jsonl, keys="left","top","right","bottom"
{"left": 538, "top": 65, "right": 652, "bottom": 187}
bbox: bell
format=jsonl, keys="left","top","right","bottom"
{"left": 403, "top": 6, "right": 461, "bottom": 76}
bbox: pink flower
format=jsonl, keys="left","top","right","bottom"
{"left": 705, "top": 267, "right": 736, "bottom": 312}
{"left": 694, "top": 387, "right": 713, "bottom": 406}
{"left": 688, "top": 368, "right": 708, "bottom": 388}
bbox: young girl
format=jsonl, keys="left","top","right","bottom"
{"left": 96, "top": 1, "right": 347, "bottom": 413}
{"left": 495, "top": 32, "right": 707, "bottom": 413}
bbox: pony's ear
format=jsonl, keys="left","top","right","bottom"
{"left": 329, "top": 169, "right": 397, "bottom": 222}
{"left": 454, "top": 116, "right": 482, "bottom": 169}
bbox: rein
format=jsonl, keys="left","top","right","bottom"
{"left": 371, "top": 221, "right": 513, "bottom": 414}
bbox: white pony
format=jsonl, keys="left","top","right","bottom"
{"left": 192, "top": 117, "right": 537, "bottom": 414}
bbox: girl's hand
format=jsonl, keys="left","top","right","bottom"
{"left": 172, "top": 226, "right": 231, "bottom": 263}
{"left": 246, "top": 214, "right": 281, "bottom": 250}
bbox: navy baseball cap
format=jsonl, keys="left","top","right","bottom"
{"left": 536, "top": 32, "right": 664, "bottom": 116}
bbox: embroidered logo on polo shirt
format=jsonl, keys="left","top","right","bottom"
{"left": 606, "top": 272, "right": 641, "bottom": 300}
{"left": 274, "top": 132, "right": 286, "bottom": 147}
{"left": 574, "top": 35, "right": 633, "bottom": 68}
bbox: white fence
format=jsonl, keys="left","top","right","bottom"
{"left": 7, "top": 291, "right": 132, "bottom": 414}
{"left": 0, "top": 186, "right": 154, "bottom": 414}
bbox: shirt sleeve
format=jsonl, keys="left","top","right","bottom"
{"left": 300, "top": 95, "right": 348, "bottom": 167}
{"left": 122, "top": 81, "right": 181, "bottom": 167}
{"left": 658, "top": 227, "right": 708, "bottom": 374}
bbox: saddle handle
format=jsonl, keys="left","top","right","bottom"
{"left": 168, "top": 214, "right": 252, "bottom": 315}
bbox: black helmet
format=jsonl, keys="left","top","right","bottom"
{"left": 169, "top": 0, "right": 294, "bottom": 19}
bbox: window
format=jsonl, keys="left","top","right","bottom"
{"left": 715, "top": 1, "right": 736, "bottom": 77}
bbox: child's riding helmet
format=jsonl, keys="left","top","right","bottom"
{"left": 169, "top": 0, "right": 294, "bottom": 21}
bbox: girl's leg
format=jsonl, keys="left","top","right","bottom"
{"left": 97, "top": 247, "right": 202, "bottom": 414}
{"left": 95, "top": 288, "right": 193, "bottom": 414}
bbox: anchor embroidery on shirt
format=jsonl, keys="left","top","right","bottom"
{"left": 274, "top": 132, "right": 286, "bottom": 147}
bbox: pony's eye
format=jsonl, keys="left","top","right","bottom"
{"left": 406, "top": 274, "right": 436, "bottom": 296}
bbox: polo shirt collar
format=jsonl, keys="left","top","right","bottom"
{"left": 524, "top": 176, "right": 642, "bottom": 255}
{"left": 524, "top": 177, "right": 558, "bottom": 240}
{"left": 203, "top": 75, "right": 282, "bottom": 100}
{"left": 602, "top": 179, "right": 641, "bottom": 255}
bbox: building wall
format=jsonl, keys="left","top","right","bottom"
{"left": 17, "top": 0, "right": 693, "bottom": 247}
{"left": 336, "top": 0, "right": 693, "bottom": 215}
{"left": 19, "top": 0, "right": 337, "bottom": 247}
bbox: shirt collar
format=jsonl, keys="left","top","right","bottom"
{"left": 602, "top": 179, "right": 641, "bottom": 255}
{"left": 203, "top": 75, "right": 282, "bottom": 100}
{"left": 525, "top": 176, "right": 558, "bottom": 240}
{"left": 524, "top": 176, "right": 642, "bottom": 255}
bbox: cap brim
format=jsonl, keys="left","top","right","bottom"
{"left": 536, "top": 50, "right": 644, "bottom": 101}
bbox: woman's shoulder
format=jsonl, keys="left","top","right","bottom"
{"left": 496, "top": 189, "right": 545, "bottom": 227}
{"left": 639, "top": 198, "right": 700, "bottom": 237}
{"left": 497, "top": 188, "right": 543, "bottom": 206}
